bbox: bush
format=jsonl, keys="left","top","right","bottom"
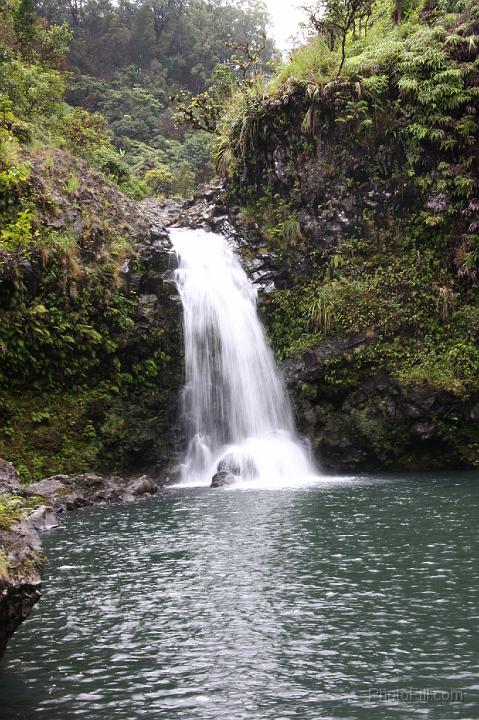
{"left": 0, "top": 207, "right": 36, "bottom": 252}
{"left": 144, "top": 165, "right": 175, "bottom": 196}
{"left": 0, "top": 57, "right": 64, "bottom": 127}
{"left": 60, "top": 107, "right": 111, "bottom": 156}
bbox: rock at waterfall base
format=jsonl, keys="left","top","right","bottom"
{"left": 211, "top": 471, "right": 236, "bottom": 488}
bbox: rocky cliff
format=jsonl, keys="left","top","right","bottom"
{"left": 0, "top": 149, "right": 183, "bottom": 484}
{"left": 0, "top": 460, "right": 44, "bottom": 658}
{"left": 214, "top": 1, "right": 479, "bottom": 471}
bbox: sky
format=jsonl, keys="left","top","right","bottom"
{"left": 263, "top": 0, "right": 307, "bottom": 52}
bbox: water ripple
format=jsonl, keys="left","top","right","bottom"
{"left": 1, "top": 473, "right": 478, "bottom": 719}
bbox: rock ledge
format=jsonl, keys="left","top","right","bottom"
{"left": 0, "top": 463, "right": 158, "bottom": 658}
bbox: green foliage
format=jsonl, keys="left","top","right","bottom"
{"left": 35, "top": 0, "right": 278, "bottom": 193}
{"left": 0, "top": 493, "right": 43, "bottom": 530}
{"left": 0, "top": 207, "right": 36, "bottom": 252}
{"left": 250, "top": 0, "right": 479, "bottom": 403}
{"left": 395, "top": 338, "right": 479, "bottom": 393}
{"left": 0, "top": 0, "right": 272, "bottom": 200}
{"left": 144, "top": 165, "right": 175, "bottom": 196}
{"left": 173, "top": 33, "right": 271, "bottom": 134}
{"left": 0, "top": 122, "right": 30, "bottom": 231}
{"left": 170, "top": 161, "right": 196, "bottom": 198}
{"left": 239, "top": 194, "right": 305, "bottom": 254}
{"left": 38, "top": 0, "right": 275, "bottom": 93}
{"left": 271, "top": 36, "right": 337, "bottom": 89}
{"left": 307, "top": 0, "right": 376, "bottom": 71}
{"left": 60, "top": 108, "right": 111, "bottom": 156}
{"left": 173, "top": 64, "right": 236, "bottom": 134}
{"left": 0, "top": 58, "right": 65, "bottom": 128}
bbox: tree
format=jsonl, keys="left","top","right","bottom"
{"left": 172, "top": 31, "right": 270, "bottom": 135}
{"left": 14, "top": 0, "right": 37, "bottom": 42}
{"left": 148, "top": 0, "right": 184, "bottom": 41}
{"left": 393, "top": 0, "right": 403, "bottom": 23}
{"left": 306, "top": 0, "right": 374, "bottom": 72}
{"left": 68, "top": 0, "right": 84, "bottom": 27}
{"left": 172, "top": 64, "right": 236, "bottom": 133}
{"left": 144, "top": 165, "right": 174, "bottom": 195}
{"left": 227, "top": 32, "right": 268, "bottom": 84}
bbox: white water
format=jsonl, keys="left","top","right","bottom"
{"left": 170, "top": 227, "right": 317, "bottom": 487}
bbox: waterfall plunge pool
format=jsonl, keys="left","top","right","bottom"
{"left": 1, "top": 472, "right": 478, "bottom": 720}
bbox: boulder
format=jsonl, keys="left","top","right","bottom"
{"left": 25, "top": 472, "right": 158, "bottom": 512}
{"left": 127, "top": 474, "right": 156, "bottom": 497}
{"left": 211, "top": 471, "right": 236, "bottom": 488}
{"left": 0, "top": 459, "right": 21, "bottom": 495}
{"left": 28, "top": 505, "right": 59, "bottom": 532}
{"left": 217, "top": 452, "right": 258, "bottom": 480}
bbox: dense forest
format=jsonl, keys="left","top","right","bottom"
{"left": 1, "top": 0, "right": 275, "bottom": 200}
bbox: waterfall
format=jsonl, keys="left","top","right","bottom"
{"left": 171, "top": 227, "right": 316, "bottom": 487}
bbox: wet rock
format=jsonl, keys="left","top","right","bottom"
{"left": 412, "top": 422, "right": 436, "bottom": 441}
{"left": 139, "top": 188, "right": 284, "bottom": 294}
{"left": 28, "top": 506, "right": 60, "bottom": 532}
{"left": 211, "top": 471, "right": 236, "bottom": 488}
{"left": 136, "top": 293, "right": 159, "bottom": 323}
{"left": 127, "top": 474, "right": 156, "bottom": 497}
{"left": 0, "top": 495, "right": 44, "bottom": 657}
{"left": 285, "top": 348, "right": 473, "bottom": 471}
{"left": 140, "top": 198, "right": 185, "bottom": 228}
{"left": 25, "top": 476, "right": 64, "bottom": 499}
{"left": 284, "top": 332, "right": 373, "bottom": 383}
{"left": 0, "top": 459, "right": 21, "bottom": 495}
{"left": 25, "top": 472, "right": 158, "bottom": 513}
{"left": 217, "top": 453, "right": 258, "bottom": 480}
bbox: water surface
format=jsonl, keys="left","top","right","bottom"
{"left": 1, "top": 473, "right": 478, "bottom": 719}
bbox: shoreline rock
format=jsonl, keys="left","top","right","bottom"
{"left": 24, "top": 472, "right": 157, "bottom": 514}
{"left": 0, "top": 462, "right": 159, "bottom": 659}
{"left": 0, "top": 515, "right": 44, "bottom": 658}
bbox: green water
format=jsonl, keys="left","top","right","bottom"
{"left": 1, "top": 474, "right": 478, "bottom": 719}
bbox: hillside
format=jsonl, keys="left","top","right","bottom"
{"left": 2, "top": 0, "right": 479, "bottom": 478}
{"left": 0, "top": 0, "right": 276, "bottom": 483}
{"left": 216, "top": 0, "right": 479, "bottom": 469}
{"left": 0, "top": 2, "right": 187, "bottom": 482}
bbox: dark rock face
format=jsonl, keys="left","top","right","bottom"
{"left": 141, "top": 188, "right": 286, "bottom": 296}
{"left": 25, "top": 472, "right": 158, "bottom": 513}
{"left": 0, "top": 459, "right": 21, "bottom": 495}
{"left": 213, "top": 82, "right": 479, "bottom": 471}
{"left": 283, "top": 332, "right": 375, "bottom": 383}
{"left": 0, "top": 513, "right": 44, "bottom": 658}
{"left": 111, "top": 208, "right": 183, "bottom": 475}
{"left": 284, "top": 341, "right": 478, "bottom": 472}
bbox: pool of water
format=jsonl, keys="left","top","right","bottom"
{"left": 1, "top": 473, "right": 478, "bottom": 719}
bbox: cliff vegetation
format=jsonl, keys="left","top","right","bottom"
{"left": 0, "top": 1, "right": 182, "bottom": 482}
{"left": 216, "top": 0, "right": 479, "bottom": 469}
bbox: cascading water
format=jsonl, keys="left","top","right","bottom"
{"left": 171, "top": 227, "right": 317, "bottom": 487}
